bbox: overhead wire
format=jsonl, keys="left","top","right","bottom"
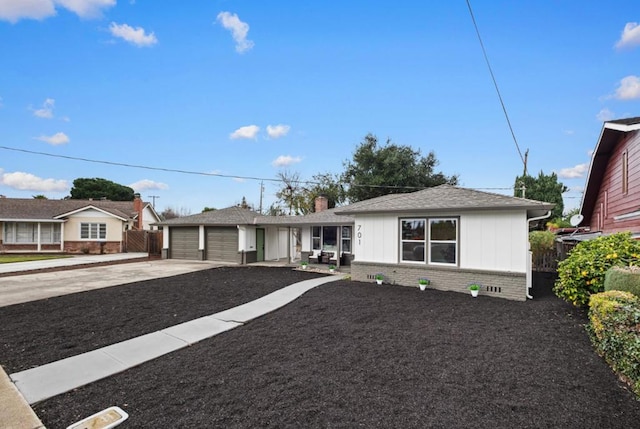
{"left": 465, "top": 0, "right": 526, "bottom": 168}
{"left": 0, "top": 144, "right": 524, "bottom": 193}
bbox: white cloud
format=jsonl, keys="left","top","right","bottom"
{"left": 216, "top": 11, "right": 254, "bottom": 53}
{"left": 0, "top": 0, "right": 56, "bottom": 23}
{"left": 614, "top": 75, "right": 640, "bottom": 100}
{"left": 0, "top": 0, "right": 114, "bottom": 22}
{"left": 557, "top": 163, "right": 589, "bottom": 179}
{"left": 272, "top": 155, "right": 302, "bottom": 167}
{"left": 615, "top": 22, "right": 640, "bottom": 49}
{"left": 55, "top": 0, "right": 115, "bottom": 18}
{"left": 266, "top": 124, "right": 291, "bottom": 139}
{"left": 34, "top": 132, "right": 69, "bottom": 145}
{"left": 109, "top": 22, "right": 158, "bottom": 47}
{"left": 230, "top": 125, "right": 260, "bottom": 140}
{"left": 596, "top": 108, "right": 615, "bottom": 122}
{"left": 128, "top": 179, "right": 168, "bottom": 191}
{"left": 562, "top": 129, "right": 575, "bottom": 135}
{"left": 33, "top": 98, "right": 55, "bottom": 118}
{"left": 0, "top": 170, "right": 68, "bottom": 191}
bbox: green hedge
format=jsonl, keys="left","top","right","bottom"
{"left": 605, "top": 266, "right": 640, "bottom": 297}
{"left": 588, "top": 291, "right": 640, "bottom": 398}
{"left": 554, "top": 232, "right": 640, "bottom": 306}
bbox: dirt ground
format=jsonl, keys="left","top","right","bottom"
{"left": 1, "top": 267, "right": 639, "bottom": 428}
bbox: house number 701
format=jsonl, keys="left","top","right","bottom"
{"left": 357, "top": 225, "right": 362, "bottom": 245}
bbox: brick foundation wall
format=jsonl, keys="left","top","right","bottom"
{"left": 64, "top": 241, "right": 121, "bottom": 254}
{"left": 0, "top": 244, "right": 62, "bottom": 252}
{"left": 351, "top": 262, "right": 527, "bottom": 301}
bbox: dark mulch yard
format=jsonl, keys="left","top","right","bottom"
{"left": 2, "top": 267, "right": 640, "bottom": 428}
{"left": 0, "top": 266, "right": 326, "bottom": 373}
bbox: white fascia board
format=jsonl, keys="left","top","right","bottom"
{"left": 0, "top": 218, "right": 66, "bottom": 223}
{"left": 604, "top": 122, "right": 640, "bottom": 132}
{"left": 53, "top": 205, "right": 129, "bottom": 221}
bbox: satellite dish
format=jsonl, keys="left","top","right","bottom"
{"left": 569, "top": 214, "right": 584, "bottom": 227}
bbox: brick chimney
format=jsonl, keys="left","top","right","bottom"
{"left": 315, "top": 195, "right": 329, "bottom": 213}
{"left": 133, "top": 193, "right": 143, "bottom": 230}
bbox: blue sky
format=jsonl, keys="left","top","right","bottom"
{"left": 1, "top": 1, "right": 639, "bottom": 215}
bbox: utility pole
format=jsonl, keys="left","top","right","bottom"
{"left": 523, "top": 149, "right": 529, "bottom": 177}
{"left": 148, "top": 195, "right": 160, "bottom": 208}
{"left": 258, "top": 181, "right": 264, "bottom": 214}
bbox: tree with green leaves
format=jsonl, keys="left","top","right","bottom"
{"left": 32, "top": 194, "right": 48, "bottom": 199}
{"left": 514, "top": 171, "right": 567, "bottom": 219}
{"left": 69, "top": 178, "right": 135, "bottom": 201}
{"left": 341, "top": 134, "right": 458, "bottom": 202}
{"left": 303, "top": 172, "right": 345, "bottom": 212}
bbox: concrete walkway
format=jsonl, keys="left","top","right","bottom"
{"left": 9, "top": 275, "right": 343, "bottom": 406}
{"left": 0, "top": 253, "right": 149, "bottom": 275}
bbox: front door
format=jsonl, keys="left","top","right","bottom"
{"left": 256, "top": 228, "right": 265, "bottom": 261}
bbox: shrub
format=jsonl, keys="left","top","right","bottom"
{"left": 554, "top": 232, "right": 640, "bottom": 306}
{"left": 605, "top": 266, "right": 640, "bottom": 297}
{"left": 588, "top": 291, "right": 640, "bottom": 397}
{"left": 529, "top": 230, "right": 555, "bottom": 254}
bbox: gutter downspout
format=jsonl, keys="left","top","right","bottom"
{"left": 526, "top": 211, "right": 552, "bottom": 299}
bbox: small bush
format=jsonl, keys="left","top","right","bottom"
{"left": 529, "top": 230, "right": 555, "bottom": 254}
{"left": 605, "top": 266, "right": 640, "bottom": 297}
{"left": 554, "top": 232, "right": 640, "bottom": 306}
{"left": 588, "top": 291, "right": 640, "bottom": 398}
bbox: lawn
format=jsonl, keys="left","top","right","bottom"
{"left": 0, "top": 254, "right": 72, "bottom": 264}
{"left": 1, "top": 267, "right": 639, "bottom": 428}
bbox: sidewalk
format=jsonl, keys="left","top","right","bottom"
{"left": 3, "top": 274, "right": 344, "bottom": 428}
{"left": 0, "top": 253, "right": 149, "bottom": 276}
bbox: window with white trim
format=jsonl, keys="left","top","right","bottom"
{"left": 2, "top": 222, "right": 61, "bottom": 244}
{"left": 81, "top": 223, "right": 106, "bottom": 240}
{"left": 312, "top": 226, "right": 321, "bottom": 250}
{"left": 429, "top": 218, "right": 457, "bottom": 265}
{"left": 341, "top": 226, "right": 352, "bottom": 253}
{"left": 401, "top": 219, "right": 426, "bottom": 262}
{"left": 400, "top": 217, "right": 458, "bottom": 265}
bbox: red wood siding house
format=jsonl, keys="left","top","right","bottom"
{"left": 581, "top": 117, "right": 640, "bottom": 236}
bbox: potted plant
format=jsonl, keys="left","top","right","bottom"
{"left": 328, "top": 264, "right": 336, "bottom": 273}
{"left": 418, "top": 278, "right": 430, "bottom": 291}
{"left": 300, "top": 261, "right": 308, "bottom": 270}
{"left": 375, "top": 273, "right": 384, "bottom": 285}
{"left": 468, "top": 283, "right": 481, "bottom": 297}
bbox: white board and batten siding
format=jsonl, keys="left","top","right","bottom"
{"left": 264, "top": 227, "right": 290, "bottom": 261}
{"left": 238, "top": 225, "right": 256, "bottom": 253}
{"left": 353, "top": 210, "right": 529, "bottom": 273}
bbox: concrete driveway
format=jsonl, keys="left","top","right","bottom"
{"left": 0, "top": 258, "right": 226, "bottom": 308}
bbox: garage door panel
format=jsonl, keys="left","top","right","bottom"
{"left": 206, "top": 227, "right": 238, "bottom": 262}
{"left": 170, "top": 227, "right": 199, "bottom": 260}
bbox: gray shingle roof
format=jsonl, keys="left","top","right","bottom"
{"left": 155, "top": 206, "right": 267, "bottom": 226}
{"left": 334, "top": 184, "right": 554, "bottom": 215}
{"left": 607, "top": 117, "right": 640, "bottom": 126}
{"left": 0, "top": 198, "right": 148, "bottom": 221}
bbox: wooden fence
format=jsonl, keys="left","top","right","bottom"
{"left": 124, "top": 230, "right": 163, "bottom": 256}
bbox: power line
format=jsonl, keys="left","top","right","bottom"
{"left": 465, "top": 0, "right": 526, "bottom": 167}
{"left": 0, "top": 144, "right": 543, "bottom": 194}
{"left": 0, "top": 144, "right": 284, "bottom": 184}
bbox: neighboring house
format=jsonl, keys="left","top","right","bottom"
{"left": 333, "top": 185, "right": 554, "bottom": 301}
{"left": 579, "top": 117, "right": 640, "bottom": 237}
{"left": 0, "top": 194, "right": 160, "bottom": 253}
